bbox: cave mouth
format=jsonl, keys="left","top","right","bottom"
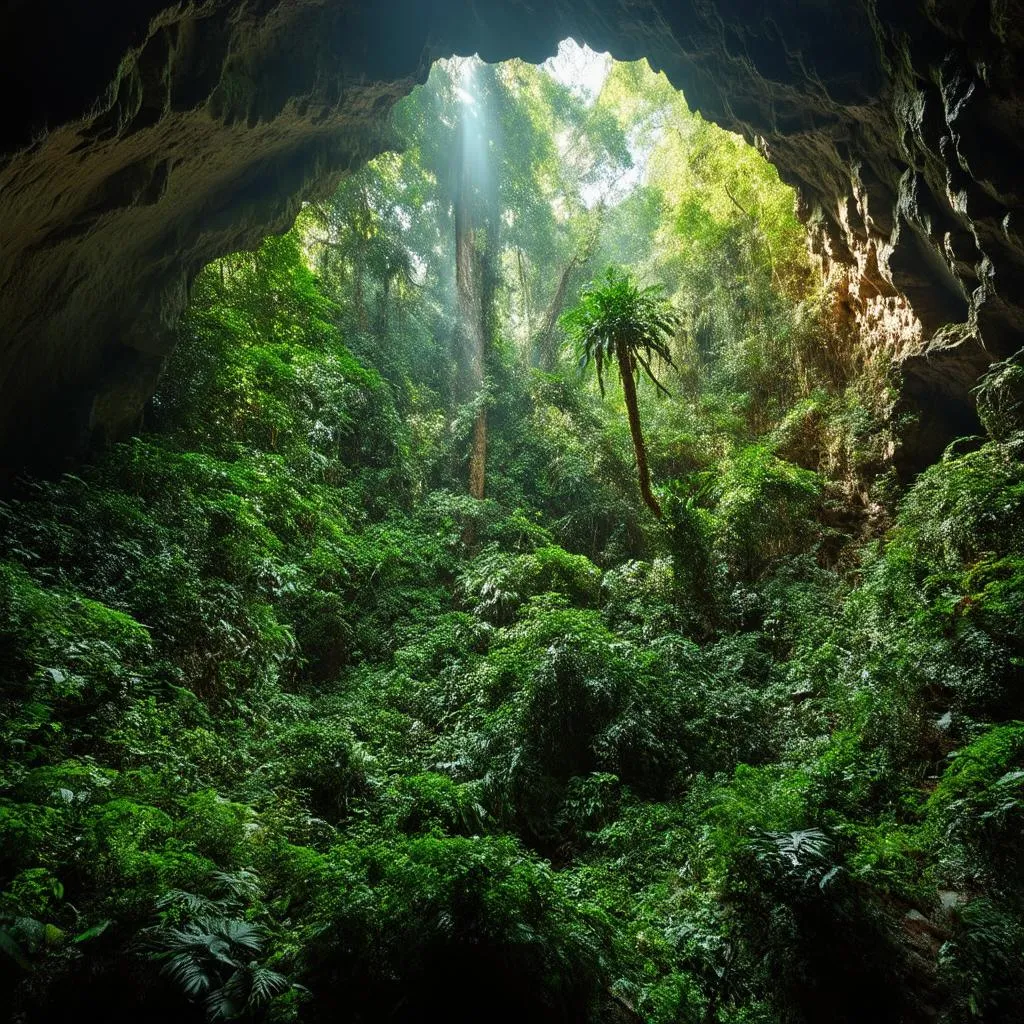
{"left": 1, "top": 0, "right": 1009, "bottom": 482}
{"left": 3, "top": 7, "right": 1024, "bottom": 1023}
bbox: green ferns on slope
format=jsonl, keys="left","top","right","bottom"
{"left": 2, "top": 228, "right": 1024, "bottom": 1023}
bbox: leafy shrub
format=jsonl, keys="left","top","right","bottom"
{"left": 295, "top": 834, "right": 611, "bottom": 1022}
{"left": 459, "top": 544, "right": 601, "bottom": 623}
{"left": 146, "top": 868, "right": 294, "bottom": 1022}
{"left": 0, "top": 562, "right": 154, "bottom": 759}
{"left": 707, "top": 767, "right": 909, "bottom": 1023}
{"left": 845, "top": 435, "right": 1024, "bottom": 720}
{"left": 254, "top": 720, "right": 376, "bottom": 822}
{"left": 975, "top": 356, "right": 1024, "bottom": 441}
{"left": 938, "top": 898, "right": 1024, "bottom": 1022}
{"left": 893, "top": 433, "right": 1024, "bottom": 566}
{"left": 389, "top": 773, "right": 487, "bottom": 837}
{"left": 711, "top": 446, "right": 821, "bottom": 579}
{"left": 925, "top": 723, "right": 1024, "bottom": 890}
{"left": 448, "top": 600, "right": 683, "bottom": 839}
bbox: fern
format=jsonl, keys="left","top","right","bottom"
{"left": 147, "top": 901, "right": 290, "bottom": 1021}
{"left": 752, "top": 828, "right": 841, "bottom": 890}
{"left": 246, "top": 963, "right": 291, "bottom": 1006}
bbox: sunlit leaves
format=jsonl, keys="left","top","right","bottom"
{"left": 560, "top": 267, "right": 680, "bottom": 396}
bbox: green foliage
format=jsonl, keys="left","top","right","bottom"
{"left": 261, "top": 720, "right": 375, "bottom": 821}
{"left": 389, "top": 773, "right": 487, "bottom": 837}
{"left": 3, "top": 43, "right": 1023, "bottom": 1024}
{"left": 938, "top": 898, "right": 1024, "bottom": 1022}
{"left": 459, "top": 544, "right": 601, "bottom": 623}
{"left": 975, "top": 355, "right": 1024, "bottom": 441}
{"left": 560, "top": 268, "right": 680, "bottom": 399}
{"left": 925, "top": 723, "right": 1024, "bottom": 890}
{"left": 712, "top": 445, "right": 822, "bottom": 579}
{"left": 0, "top": 560, "right": 154, "bottom": 760}
{"left": 440, "top": 599, "right": 683, "bottom": 839}
{"left": 847, "top": 433, "right": 1024, "bottom": 721}
{"left": 893, "top": 433, "right": 1024, "bottom": 566}
{"left": 147, "top": 868, "right": 294, "bottom": 1021}
{"left": 293, "top": 834, "right": 611, "bottom": 1021}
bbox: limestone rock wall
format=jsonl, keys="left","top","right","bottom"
{"left": 1, "top": 0, "right": 1022, "bottom": 470}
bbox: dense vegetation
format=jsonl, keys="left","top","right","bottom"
{"left": 2, "top": 47, "right": 1023, "bottom": 1023}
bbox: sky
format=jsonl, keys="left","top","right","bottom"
{"left": 542, "top": 39, "right": 612, "bottom": 104}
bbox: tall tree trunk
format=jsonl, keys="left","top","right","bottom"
{"left": 516, "top": 246, "right": 532, "bottom": 342}
{"left": 455, "top": 106, "right": 492, "bottom": 501}
{"left": 354, "top": 187, "right": 371, "bottom": 331}
{"left": 616, "top": 344, "right": 661, "bottom": 518}
{"left": 535, "top": 255, "right": 579, "bottom": 371}
{"left": 455, "top": 188, "right": 487, "bottom": 499}
{"left": 353, "top": 263, "right": 367, "bottom": 330}
{"left": 535, "top": 214, "right": 602, "bottom": 370}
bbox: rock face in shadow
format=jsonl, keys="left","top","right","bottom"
{"left": 1, "top": 1, "right": 1022, "bottom": 471}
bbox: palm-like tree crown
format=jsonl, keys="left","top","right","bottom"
{"left": 560, "top": 268, "right": 680, "bottom": 518}
{"left": 559, "top": 267, "right": 680, "bottom": 396}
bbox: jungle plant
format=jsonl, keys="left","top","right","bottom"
{"left": 560, "top": 268, "right": 681, "bottom": 516}
{"left": 145, "top": 869, "right": 294, "bottom": 1021}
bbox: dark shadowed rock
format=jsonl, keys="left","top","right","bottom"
{"left": 1, "top": 0, "right": 1022, "bottom": 472}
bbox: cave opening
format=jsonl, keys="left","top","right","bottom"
{"left": 2, "top": 5, "right": 1024, "bottom": 1023}
{"left": 0, "top": 2, "right": 1013, "bottom": 481}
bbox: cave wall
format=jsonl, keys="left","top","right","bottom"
{"left": 1, "top": 0, "right": 1022, "bottom": 472}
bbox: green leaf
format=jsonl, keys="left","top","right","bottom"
{"left": 72, "top": 920, "right": 111, "bottom": 944}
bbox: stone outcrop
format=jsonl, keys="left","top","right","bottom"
{"left": 1, "top": 1, "right": 1022, "bottom": 471}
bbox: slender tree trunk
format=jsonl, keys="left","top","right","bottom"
{"left": 354, "top": 263, "right": 367, "bottom": 330}
{"left": 616, "top": 344, "right": 661, "bottom": 517}
{"left": 455, "top": 202, "right": 487, "bottom": 499}
{"left": 535, "top": 215, "right": 602, "bottom": 370}
{"left": 468, "top": 408, "right": 487, "bottom": 498}
{"left": 535, "top": 256, "right": 579, "bottom": 371}
{"left": 354, "top": 188, "right": 371, "bottom": 330}
{"left": 378, "top": 275, "right": 390, "bottom": 334}
{"left": 455, "top": 108, "right": 492, "bottom": 501}
{"left": 516, "top": 246, "right": 532, "bottom": 342}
